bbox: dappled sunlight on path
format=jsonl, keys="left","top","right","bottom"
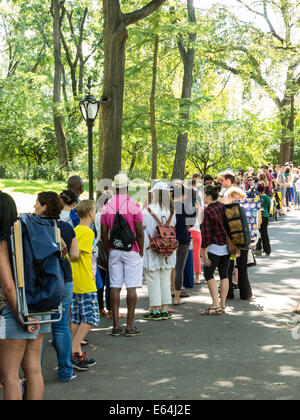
{"left": 42, "top": 209, "right": 300, "bottom": 400}
{"left": 2, "top": 204, "right": 299, "bottom": 400}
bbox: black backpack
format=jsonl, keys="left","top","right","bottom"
{"left": 108, "top": 198, "right": 136, "bottom": 252}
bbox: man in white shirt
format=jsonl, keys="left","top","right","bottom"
{"left": 220, "top": 172, "right": 235, "bottom": 204}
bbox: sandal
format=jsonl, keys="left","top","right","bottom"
{"left": 124, "top": 326, "right": 143, "bottom": 337}
{"left": 172, "top": 292, "right": 191, "bottom": 298}
{"left": 201, "top": 307, "right": 222, "bottom": 315}
{"left": 221, "top": 306, "right": 226, "bottom": 313}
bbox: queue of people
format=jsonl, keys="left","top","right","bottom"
{"left": 0, "top": 162, "right": 296, "bottom": 399}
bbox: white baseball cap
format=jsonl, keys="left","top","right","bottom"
{"left": 149, "top": 181, "right": 171, "bottom": 192}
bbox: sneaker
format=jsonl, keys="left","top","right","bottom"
{"left": 142, "top": 311, "right": 154, "bottom": 320}
{"left": 59, "top": 374, "right": 77, "bottom": 383}
{"left": 111, "top": 327, "right": 124, "bottom": 336}
{"left": 152, "top": 311, "right": 163, "bottom": 321}
{"left": 124, "top": 326, "right": 143, "bottom": 337}
{"left": 82, "top": 352, "right": 96, "bottom": 367}
{"left": 71, "top": 353, "right": 89, "bottom": 371}
{"left": 160, "top": 311, "right": 172, "bottom": 320}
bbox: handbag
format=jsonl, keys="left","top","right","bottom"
{"left": 97, "top": 240, "right": 109, "bottom": 271}
{"left": 247, "top": 248, "right": 257, "bottom": 267}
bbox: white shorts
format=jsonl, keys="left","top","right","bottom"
{"left": 109, "top": 250, "right": 143, "bottom": 289}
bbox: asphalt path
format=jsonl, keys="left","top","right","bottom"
{"left": 2, "top": 209, "right": 300, "bottom": 401}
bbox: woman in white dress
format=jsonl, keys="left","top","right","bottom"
{"left": 142, "top": 182, "right": 176, "bottom": 321}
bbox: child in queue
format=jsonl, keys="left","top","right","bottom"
{"left": 71, "top": 200, "right": 100, "bottom": 371}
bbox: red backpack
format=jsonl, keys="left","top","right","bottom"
{"left": 147, "top": 208, "right": 178, "bottom": 262}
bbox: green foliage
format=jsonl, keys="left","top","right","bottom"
{"left": 0, "top": 0, "right": 299, "bottom": 182}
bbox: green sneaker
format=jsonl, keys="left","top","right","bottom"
{"left": 142, "top": 311, "right": 154, "bottom": 320}
{"left": 160, "top": 311, "right": 172, "bottom": 320}
{"left": 152, "top": 311, "right": 163, "bottom": 321}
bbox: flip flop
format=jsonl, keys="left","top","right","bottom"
{"left": 172, "top": 301, "right": 185, "bottom": 306}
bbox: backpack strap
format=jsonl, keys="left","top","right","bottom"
{"left": 147, "top": 207, "right": 174, "bottom": 225}
{"left": 210, "top": 206, "right": 230, "bottom": 241}
{"left": 147, "top": 207, "right": 162, "bottom": 224}
{"left": 166, "top": 211, "right": 174, "bottom": 226}
{"left": 106, "top": 197, "right": 130, "bottom": 215}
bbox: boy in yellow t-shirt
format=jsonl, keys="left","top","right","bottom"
{"left": 71, "top": 200, "right": 100, "bottom": 371}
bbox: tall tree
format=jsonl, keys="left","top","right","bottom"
{"left": 172, "top": 0, "right": 196, "bottom": 180}
{"left": 98, "top": 0, "right": 167, "bottom": 181}
{"left": 204, "top": 0, "right": 300, "bottom": 164}
{"left": 150, "top": 34, "right": 159, "bottom": 179}
{"left": 51, "top": 0, "right": 69, "bottom": 171}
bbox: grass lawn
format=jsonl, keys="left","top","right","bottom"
{"left": 0, "top": 179, "right": 89, "bottom": 195}
{"left": 0, "top": 179, "right": 149, "bottom": 208}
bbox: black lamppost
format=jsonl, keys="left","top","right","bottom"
{"left": 79, "top": 94, "right": 100, "bottom": 200}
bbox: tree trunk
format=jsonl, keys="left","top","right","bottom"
{"left": 98, "top": 0, "right": 167, "bottom": 181}
{"left": 98, "top": 0, "right": 127, "bottom": 181}
{"left": 172, "top": 0, "right": 196, "bottom": 181}
{"left": 150, "top": 34, "right": 159, "bottom": 180}
{"left": 52, "top": 0, "right": 69, "bottom": 171}
{"left": 279, "top": 95, "right": 296, "bottom": 164}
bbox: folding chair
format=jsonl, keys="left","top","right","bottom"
{"left": 10, "top": 216, "right": 63, "bottom": 327}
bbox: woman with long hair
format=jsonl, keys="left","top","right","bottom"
{"left": 34, "top": 191, "right": 80, "bottom": 381}
{"left": 0, "top": 192, "right": 47, "bottom": 400}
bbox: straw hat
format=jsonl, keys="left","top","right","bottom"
{"left": 112, "top": 173, "right": 130, "bottom": 189}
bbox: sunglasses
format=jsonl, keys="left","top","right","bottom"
{"left": 248, "top": 178, "right": 253, "bottom": 181}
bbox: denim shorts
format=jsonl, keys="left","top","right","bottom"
{"left": 71, "top": 292, "right": 100, "bottom": 326}
{"left": 0, "top": 305, "right": 51, "bottom": 340}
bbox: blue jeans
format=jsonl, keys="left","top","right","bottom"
{"left": 51, "top": 282, "right": 74, "bottom": 382}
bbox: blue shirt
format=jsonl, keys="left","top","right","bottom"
{"left": 58, "top": 220, "right": 76, "bottom": 283}
{"left": 175, "top": 202, "right": 196, "bottom": 245}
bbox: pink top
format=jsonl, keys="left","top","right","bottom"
{"left": 100, "top": 194, "right": 143, "bottom": 253}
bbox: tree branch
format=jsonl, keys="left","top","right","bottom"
{"left": 122, "top": 0, "right": 167, "bottom": 27}
{"left": 209, "top": 54, "right": 282, "bottom": 109}
{"left": 235, "top": 0, "right": 285, "bottom": 44}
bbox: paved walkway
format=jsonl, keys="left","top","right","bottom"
{"left": 2, "top": 209, "right": 300, "bottom": 400}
